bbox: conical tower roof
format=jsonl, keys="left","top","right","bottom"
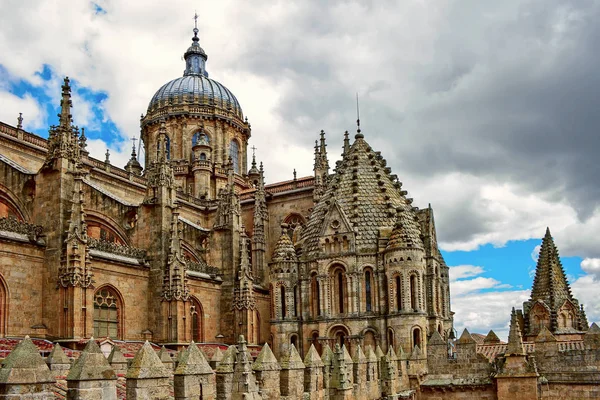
{"left": 386, "top": 205, "right": 424, "bottom": 251}
{"left": 301, "top": 132, "right": 410, "bottom": 256}
{"left": 530, "top": 228, "right": 573, "bottom": 309}
{"left": 271, "top": 224, "right": 297, "bottom": 262}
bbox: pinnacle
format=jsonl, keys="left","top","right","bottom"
{"left": 304, "top": 344, "right": 324, "bottom": 367}
{"left": 483, "top": 330, "right": 501, "bottom": 344}
{"left": 456, "top": 328, "right": 476, "bottom": 345}
{"left": 253, "top": 343, "right": 280, "bottom": 371}
{"left": 506, "top": 308, "right": 525, "bottom": 355}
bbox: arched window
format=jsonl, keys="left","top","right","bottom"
{"left": 199, "top": 152, "right": 207, "bottom": 161}
{"left": 388, "top": 328, "right": 395, "bottom": 350}
{"left": 293, "top": 285, "right": 298, "bottom": 317}
{"left": 290, "top": 334, "right": 298, "bottom": 348}
{"left": 229, "top": 140, "right": 239, "bottom": 173}
{"left": 280, "top": 286, "right": 286, "bottom": 319}
{"left": 365, "top": 270, "right": 373, "bottom": 312}
{"left": 93, "top": 287, "right": 121, "bottom": 339}
{"left": 335, "top": 269, "right": 345, "bottom": 314}
{"left": 310, "top": 274, "right": 320, "bottom": 317}
{"left": 364, "top": 330, "right": 376, "bottom": 350}
{"left": 410, "top": 275, "right": 418, "bottom": 311}
{"left": 190, "top": 297, "right": 204, "bottom": 342}
{"left": 165, "top": 135, "right": 171, "bottom": 160}
{"left": 396, "top": 275, "right": 402, "bottom": 312}
{"left": 413, "top": 327, "right": 421, "bottom": 349}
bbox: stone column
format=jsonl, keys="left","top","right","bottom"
{"left": 303, "top": 344, "right": 324, "bottom": 400}
{"left": 252, "top": 343, "right": 280, "bottom": 400}
{"left": 125, "top": 341, "right": 171, "bottom": 399}
{"left": 279, "top": 344, "right": 305, "bottom": 398}
{"left": 0, "top": 336, "right": 56, "bottom": 399}
{"left": 174, "top": 341, "right": 216, "bottom": 400}
{"left": 66, "top": 338, "right": 117, "bottom": 400}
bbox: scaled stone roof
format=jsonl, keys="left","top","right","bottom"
{"left": 530, "top": 228, "right": 573, "bottom": 309}
{"left": 386, "top": 206, "right": 424, "bottom": 251}
{"left": 300, "top": 134, "right": 408, "bottom": 256}
{"left": 271, "top": 225, "right": 297, "bottom": 262}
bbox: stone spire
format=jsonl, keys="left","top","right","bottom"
{"left": 247, "top": 147, "right": 260, "bottom": 184}
{"left": 234, "top": 230, "right": 256, "bottom": 308}
{"left": 506, "top": 307, "right": 525, "bottom": 355}
{"left": 251, "top": 162, "right": 268, "bottom": 283}
{"left": 125, "top": 137, "right": 143, "bottom": 175}
{"left": 79, "top": 127, "right": 88, "bottom": 157}
{"left": 145, "top": 120, "right": 175, "bottom": 204}
{"left": 162, "top": 209, "right": 189, "bottom": 302}
{"left": 386, "top": 205, "right": 424, "bottom": 251}
{"left": 342, "top": 130, "right": 350, "bottom": 155}
{"left": 313, "top": 130, "right": 330, "bottom": 202}
{"left": 58, "top": 170, "right": 93, "bottom": 289}
{"left": 530, "top": 227, "right": 573, "bottom": 309}
{"left": 44, "top": 77, "right": 81, "bottom": 170}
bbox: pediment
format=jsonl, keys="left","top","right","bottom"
{"left": 319, "top": 199, "right": 353, "bottom": 237}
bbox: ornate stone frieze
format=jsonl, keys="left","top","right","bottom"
{"left": 87, "top": 237, "right": 147, "bottom": 261}
{"left": 0, "top": 216, "right": 44, "bottom": 242}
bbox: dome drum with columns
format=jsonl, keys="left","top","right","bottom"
{"left": 140, "top": 24, "right": 250, "bottom": 199}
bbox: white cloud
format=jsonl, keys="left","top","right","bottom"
{"left": 448, "top": 265, "right": 485, "bottom": 281}
{"left": 571, "top": 274, "right": 600, "bottom": 327}
{"left": 0, "top": 91, "right": 45, "bottom": 131}
{"left": 580, "top": 258, "right": 600, "bottom": 278}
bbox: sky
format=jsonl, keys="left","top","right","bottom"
{"left": 1, "top": 0, "right": 599, "bottom": 341}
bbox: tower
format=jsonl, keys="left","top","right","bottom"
{"left": 522, "top": 228, "right": 589, "bottom": 340}
{"left": 141, "top": 21, "right": 251, "bottom": 199}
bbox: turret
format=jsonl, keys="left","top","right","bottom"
{"left": 251, "top": 162, "right": 268, "bottom": 284}
{"left": 269, "top": 223, "right": 300, "bottom": 356}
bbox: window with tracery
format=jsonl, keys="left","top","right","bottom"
{"left": 230, "top": 140, "right": 239, "bottom": 173}
{"left": 93, "top": 288, "right": 120, "bottom": 339}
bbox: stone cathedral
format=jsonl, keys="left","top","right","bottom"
{"left": 0, "top": 25, "right": 598, "bottom": 400}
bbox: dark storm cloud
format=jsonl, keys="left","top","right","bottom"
{"left": 224, "top": 0, "right": 600, "bottom": 249}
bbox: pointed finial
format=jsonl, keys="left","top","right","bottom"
{"left": 105, "top": 149, "right": 110, "bottom": 164}
{"left": 59, "top": 77, "right": 73, "bottom": 128}
{"left": 545, "top": 227, "right": 551, "bottom": 238}
{"left": 343, "top": 130, "right": 350, "bottom": 154}
{"left": 355, "top": 93, "right": 364, "bottom": 139}
{"left": 192, "top": 12, "right": 199, "bottom": 42}
{"left": 17, "top": 112, "right": 23, "bottom": 129}
{"left": 259, "top": 161, "right": 264, "bottom": 172}
{"left": 293, "top": 169, "right": 297, "bottom": 181}
{"left": 131, "top": 137, "right": 138, "bottom": 157}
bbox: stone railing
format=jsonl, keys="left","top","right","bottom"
{"left": 175, "top": 189, "right": 217, "bottom": 208}
{"left": 186, "top": 259, "right": 221, "bottom": 278}
{"left": 87, "top": 237, "right": 147, "bottom": 261}
{"left": 0, "top": 216, "right": 44, "bottom": 242}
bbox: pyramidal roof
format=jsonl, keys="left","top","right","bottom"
{"left": 301, "top": 132, "right": 409, "bottom": 255}
{"left": 271, "top": 224, "right": 297, "bottom": 262}
{"left": 530, "top": 228, "right": 573, "bottom": 309}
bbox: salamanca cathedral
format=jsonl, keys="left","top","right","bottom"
{"left": 0, "top": 21, "right": 598, "bottom": 400}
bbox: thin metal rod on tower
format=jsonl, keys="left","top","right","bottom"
{"left": 356, "top": 92, "right": 361, "bottom": 132}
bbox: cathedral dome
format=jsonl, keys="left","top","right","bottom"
{"left": 148, "top": 75, "right": 243, "bottom": 120}
{"left": 145, "top": 25, "right": 243, "bottom": 122}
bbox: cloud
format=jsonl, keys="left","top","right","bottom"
{"left": 1, "top": 0, "right": 600, "bottom": 259}
{"left": 448, "top": 265, "right": 484, "bottom": 281}
{"left": 449, "top": 264, "right": 524, "bottom": 340}
{"left": 571, "top": 274, "right": 600, "bottom": 327}
{"left": 580, "top": 258, "right": 600, "bottom": 279}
